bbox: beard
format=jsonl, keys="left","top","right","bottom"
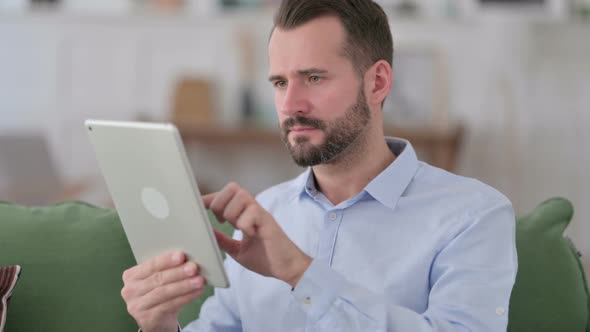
{"left": 280, "top": 88, "right": 371, "bottom": 167}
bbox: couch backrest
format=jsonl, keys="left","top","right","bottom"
{"left": 0, "top": 201, "right": 138, "bottom": 331}
{"left": 508, "top": 197, "right": 590, "bottom": 332}
{"left": 2, "top": 198, "right": 588, "bottom": 331}
{"left": 0, "top": 201, "right": 232, "bottom": 331}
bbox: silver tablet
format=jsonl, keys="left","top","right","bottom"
{"left": 86, "top": 119, "right": 229, "bottom": 288}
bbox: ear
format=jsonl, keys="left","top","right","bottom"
{"left": 364, "top": 60, "right": 392, "bottom": 109}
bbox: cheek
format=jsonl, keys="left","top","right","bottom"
{"left": 311, "top": 85, "right": 354, "bottom": 118}
{"left": 273, "top": 91, "right": 281, "bottom": 109}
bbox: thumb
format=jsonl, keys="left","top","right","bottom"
{"left": 214, "top": 228, "right": 241, "bottom": 257}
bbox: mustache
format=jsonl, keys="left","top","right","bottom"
{"left": 281, "top": 116, "right": 326, "bottom": 132}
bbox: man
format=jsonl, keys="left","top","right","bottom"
{"left": 121, "top": 0, "right": 517, "bottom": 331}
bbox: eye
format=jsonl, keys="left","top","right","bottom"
{"left": 273, "top": 80, "right": 287, "bottom": 88}
{"left": 309, "top": 76, "right": 321, "bottom": 83}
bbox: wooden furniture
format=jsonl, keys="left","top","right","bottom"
{"left": 177, "top": 124, "right": 464, "bottom": 172}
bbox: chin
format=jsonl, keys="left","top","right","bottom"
{"left": 292, "top": 133, "right": 323, "bottom": 145}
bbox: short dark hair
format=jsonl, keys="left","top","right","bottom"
{"left": 273, "top": 0, "right": 393, "bottom": 76}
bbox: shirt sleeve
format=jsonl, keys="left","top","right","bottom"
{"left": 137, "top": 324, "right": 180, "bottom": 332}
{"left": 291, "top": 200, "right": 518, "bottom": 332}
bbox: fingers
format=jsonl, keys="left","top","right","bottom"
{"left": 125, "top": 277, "right": 206, "bottom": 328}
{"left": 236, "top": 204, "right": 261, "bottom": 237}
{"left": 205, "top": 182, "right": 254, "bottom": 227}
{"left": 211, "top": 183, "right": 241, "bottom": 218}
{"left": 154, "top": 289, "right": 203, "bottom": 316}
{"left": 124, "top": 261, "right": 199, "bottom": 298}
{"left": 222, "top": 189, "right": 250, "bottom": 222}
{"left": 124, "top": 251, "right": 186, "bottom": 282}
{"left": 214, "top": 229, "right": 241, "bottom": 257}
{"left": 202, "top": 192, "right": 216, "bottom": 208}
{"left": 138, "top": 275, "right": 206, "bottom": 311}
{"left": 121, "top": 251, "right": 209, "bottom": 331}
{"left": 204, "top": 182, "right": 267, "bottom": 238}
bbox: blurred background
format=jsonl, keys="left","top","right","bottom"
{"left": 0, "top": 0, "right": 589, "bottom": 274}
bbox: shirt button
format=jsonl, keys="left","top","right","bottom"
{"left": 303, "top": 296, "right": 312, "bottom": 305}
{"left": 496, "top": 307, "right": 505, "bottom": 316}
{"left": 329, "top": 212, "right": 337, "bottom": 221}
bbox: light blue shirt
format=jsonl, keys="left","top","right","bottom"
{"left": 184, "top": 137, "right": 517, "bottom": 332}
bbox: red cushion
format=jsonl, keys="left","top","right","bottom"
{"left": 0, "top": 265, "right": 21, "bottom": 332}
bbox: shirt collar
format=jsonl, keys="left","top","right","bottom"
{"left": 365, "top": 137, "right": 419, "bottom": 210}
{"left": 299, "top": 168, "right": 317, "bottom": 197}
{"left": 295, "top": 137, "right": 420, "bottom": 210}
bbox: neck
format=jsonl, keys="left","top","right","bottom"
{"left": 312, "top": 126, "right": 395, "bottom": 205}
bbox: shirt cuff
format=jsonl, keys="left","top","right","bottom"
{"left": 291, "top": 259, "right": 350, "bottom": 322}
{"left": 137, "top": 323, "right": 181, "bottom": 332}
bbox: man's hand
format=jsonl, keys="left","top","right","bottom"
{"left": 121, "top": 251, "right": 206, "bottom": 332}
{"left": 204, "top": 182, "right": 312, "bottom": 288}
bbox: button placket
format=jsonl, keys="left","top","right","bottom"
{"left": 315, "top": 210, "right": 342, "bottom": 266}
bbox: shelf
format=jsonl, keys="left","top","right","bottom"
{"left": 177, "top": 123, "right": 464, "bottom": 172}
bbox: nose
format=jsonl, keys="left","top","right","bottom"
{"left": 279, "top": 82, "right": 310, "bottom": 118}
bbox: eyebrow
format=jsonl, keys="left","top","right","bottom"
{"left": 268, "top": 68, "right": 328, "bottom": 82}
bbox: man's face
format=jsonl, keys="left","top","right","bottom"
{"left": 268, "top": 16, "right": 371, "bottom": 167}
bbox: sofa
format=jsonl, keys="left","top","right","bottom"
{"left": 0, "top": 198, "right": 588, "bottom": 331}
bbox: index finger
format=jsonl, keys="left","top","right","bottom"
{"left": 202, "top": 192, "right": 218, "bottom": 208}
{"left": 126, "top": 250, "right": 186, "bottom": 281}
